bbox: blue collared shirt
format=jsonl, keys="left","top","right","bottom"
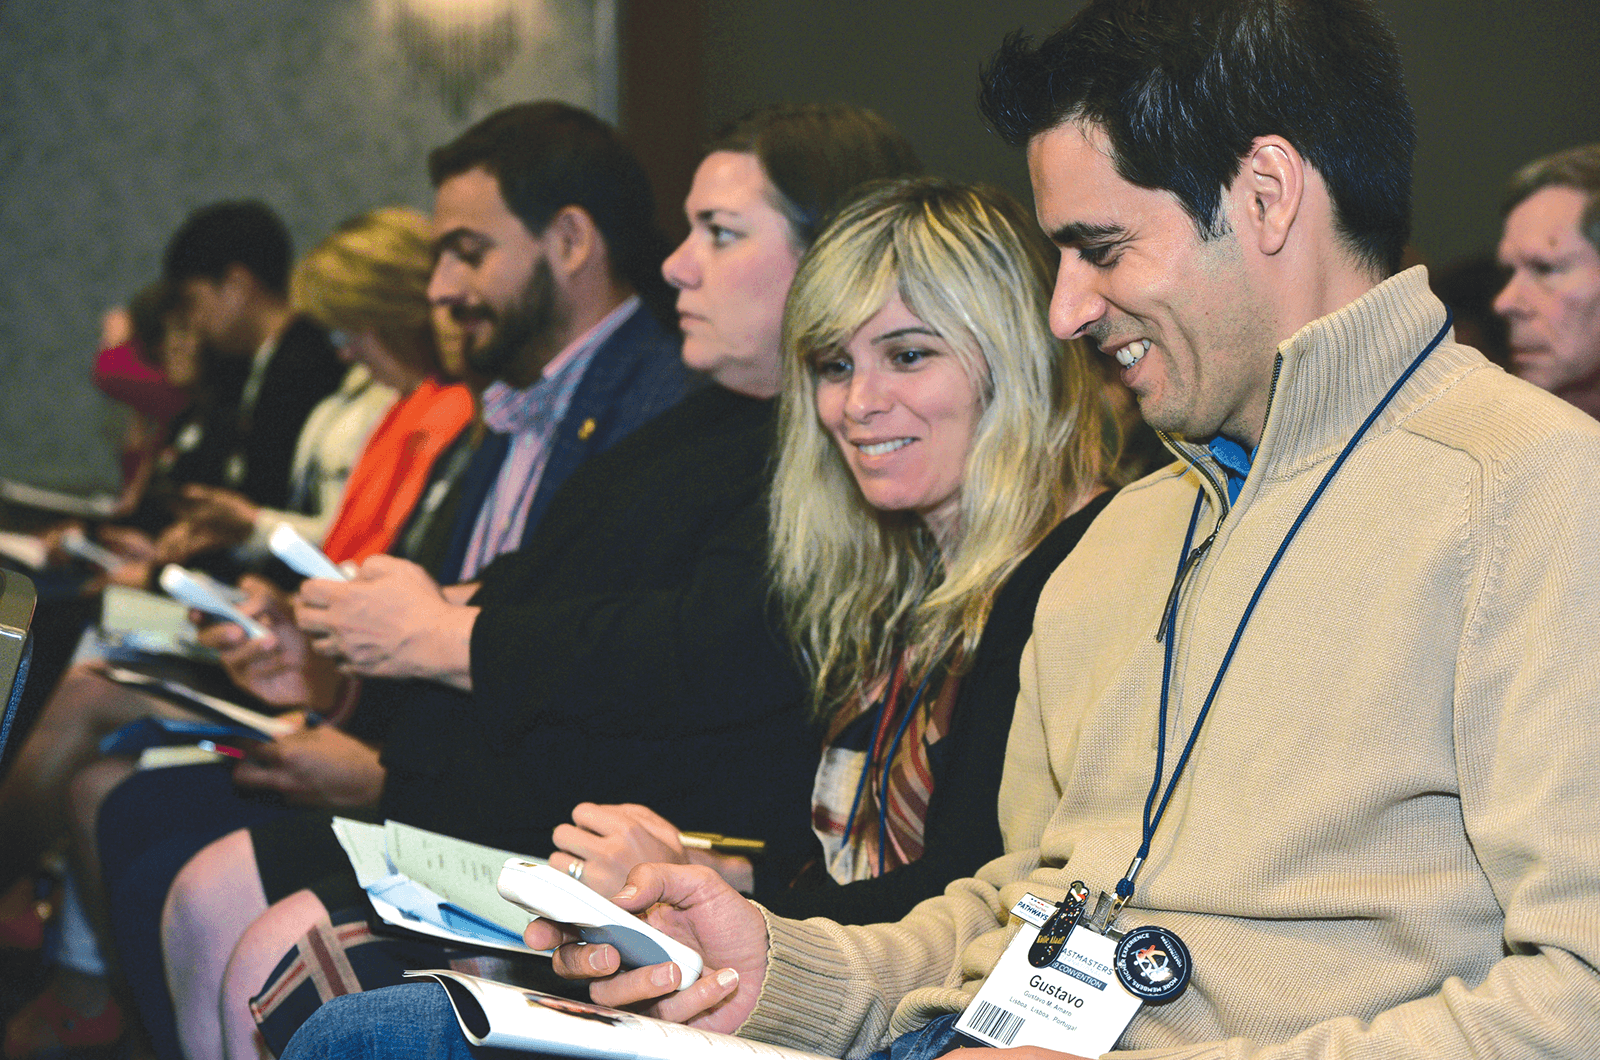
{"left": 1208, "top": 436, "right": 1254, "bottom": 505}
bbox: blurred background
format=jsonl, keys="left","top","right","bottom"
{"left": 3, "top": 0, "right": 1597, "bottom": 490}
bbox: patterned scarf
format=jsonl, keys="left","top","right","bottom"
{"left": 810, "top": 649, "right": 962, "bottom": 883}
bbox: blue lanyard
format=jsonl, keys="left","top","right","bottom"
{"left": 1113, "top": 311, "right": 1453, "bottom": 912}
{"left": 842, "top": 663, "right": 936, "bottom": 874}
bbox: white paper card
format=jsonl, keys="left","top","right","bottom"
{"left": 956, "top": 894, "right": 1141, "bottom": 1054}
{"left": 330, "top": 817, "right": 393, "bottom": 887}
{"left": 384, "top": 820, "right": 541, "bottom": 935}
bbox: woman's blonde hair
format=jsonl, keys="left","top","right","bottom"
{"left": 291, "top": 207, "right": 440, "bottom": 375}
{"left": 772, "top": 177, "right": 1114, "bottom": 718}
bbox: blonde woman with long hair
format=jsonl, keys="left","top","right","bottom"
{"left": 760, "top": 176, "right": 1114, "bottom": 920}
{"left": 552, "top": 176, "right": 1118, "bottom": 927}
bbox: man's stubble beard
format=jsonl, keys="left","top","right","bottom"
{"left": 463, "top": 255, "right": 562, "bottom": 381}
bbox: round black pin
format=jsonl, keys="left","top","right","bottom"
{"left": 1113, "top": 925, "right": 1191, "bottom": 1003}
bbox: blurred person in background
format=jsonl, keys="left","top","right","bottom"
{"left": 1495, "top": 143, "right": 1600, "bottom": 418}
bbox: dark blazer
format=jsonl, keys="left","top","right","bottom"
{"left": 374, "top": 387, "right": 817, "bottom": 886}
{"left": 131, "top": 317, "right": 343, "bottom": 534}
{"left": 431, "top": 302, "right": 700, "bottom": 583}
{"left": 231, "top": 316, "right": 346, "bottom": 511}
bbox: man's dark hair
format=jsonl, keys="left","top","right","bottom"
{"left": 979, "top": 0, "right": 1415, "bottom": 276}
{"left": 162, "top": 200, "right": 293, "bottom": 296}
{"left": 1503, "top": 144, "right": 1600, "bottom": 256}
{"left": 428, "top": 101, "right": 670, "bottom": 311}
{"left": 707, "top": 103, "right": 924, "bottom": 250}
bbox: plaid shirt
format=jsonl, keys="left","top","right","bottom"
{"left": 458, "top": 297, "right": 640, "bottom": 578}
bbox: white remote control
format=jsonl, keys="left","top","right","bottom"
{"left": 268, "top": 523, "right": 350, "bottom": 581}
{"left": 60, "top": 527, "right": 126, "bottom": 571}
{"left": 496, "top": 859, "right": 704, "bottom": 988}
{"left": 157, "top": 565, "right": 269, "bottom": 640}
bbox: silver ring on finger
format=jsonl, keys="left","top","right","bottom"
{"left": 566, "top": 858, "right": 585, "bottom": 882}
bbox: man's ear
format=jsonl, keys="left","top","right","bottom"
{"left": 543, "top": 205, "right": 601, "bottom": 279}
{"left": 1235, "top": 136, "right": 1304, "bottom": 257}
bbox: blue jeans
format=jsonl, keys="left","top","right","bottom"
{"left": 281, "top": 982, "right": 969, "bottom": 1060}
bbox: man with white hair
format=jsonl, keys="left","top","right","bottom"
{"left": 1495, "top": 143, "right": 1600, "bottom": 419}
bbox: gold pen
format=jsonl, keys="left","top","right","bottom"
{"left": 678, "top": 831, "right": 766, "bottom": 857}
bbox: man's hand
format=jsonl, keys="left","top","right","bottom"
{"left": 198, "top": 576, "right": 342, "bottom": 710}
{"left": 526, "top": 864, "right": 767, "bottom": 1032}
{"left": 294, "top": 556, "right": 477, "bottom": 689}
{"left": 231, "top": 717, "right": 385, "bottom": 809}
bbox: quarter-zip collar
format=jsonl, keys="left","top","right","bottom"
{"left": 1152, "top": 266, "right": 1450, "bottom": 518}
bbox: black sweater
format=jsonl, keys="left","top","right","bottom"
{"left": 758, "top": 490, "right": 1116, "bottom": 925}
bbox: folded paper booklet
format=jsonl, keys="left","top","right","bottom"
{"left": 0, "top": 530, "right": 48, "bottom": 570}
{"left": 0, "top": 479, "right": 119, "bottom": 519}
{"left": 99, "top": 715, "right": 265, "bottom": 756}
{"left": 95, "top": 666, "right": 295, "bottom": 740}
{"left": 96, "top": 585, "right": 213, "bottom": 661}
{"left": 408, "top": 970, "right": 834, "bottom": 1059}
{"left": 331, "top": 818, "right": 546, "bottom": 954}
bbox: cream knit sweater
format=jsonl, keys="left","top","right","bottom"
{"left": 740, "top": 268, "right": 1600, "bottom": 1059}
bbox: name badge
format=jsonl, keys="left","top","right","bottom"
{"left": 955, "top": 894, "right": 1141, "bottom": 1054}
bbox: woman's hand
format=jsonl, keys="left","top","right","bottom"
{"left": 551, "top": 803, "right": 692, "bottom": 898}
{"left": 198, "top": 576, "right": 342, "bottom": 710}
{"left": 156, "top": 484, "right": 260, "bottom": 562}
{"left": 525, "top": 863, "right": 767, "bottom": 1032}
{"left": 174, "top": 483, "right": 259, "bottom": 533}
{"left": 943, "top": 1050, "right": 1092, "bottom": 1060}
{"left": 100, "top": 306, "right": 133, "bottom": 348}
{"left": 92, "top": 525, "right": 158, "bottom": 588}
{"left": 154, "top": 519, "right": 233, "bottom": 565}
{"left": 551, "top": 803, "right": 758, "bottom": 896}
{"left": 96, "top": 524, "right": 157, "bottom": 562}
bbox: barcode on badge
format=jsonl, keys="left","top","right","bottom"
{"left": 966, "top": 1000, "right": 1024, "bottom": 1045}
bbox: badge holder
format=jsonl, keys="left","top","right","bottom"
{"left": 955, "top": 881, "right": 1189, "bottom": 1055}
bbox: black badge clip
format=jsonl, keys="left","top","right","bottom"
{"left": 1028, "top": 880, "right": 1090, "bottom": 968}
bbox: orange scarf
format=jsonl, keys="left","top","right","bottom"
{"left": 319, "top": 378, "right": 474, "bottom": 563}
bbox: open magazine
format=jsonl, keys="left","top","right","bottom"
{"left": 95, "top": 585, "right": 214, "bottom": 661}
{"left": 407, "top": 970, "right": 834, "bottom": 1060}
